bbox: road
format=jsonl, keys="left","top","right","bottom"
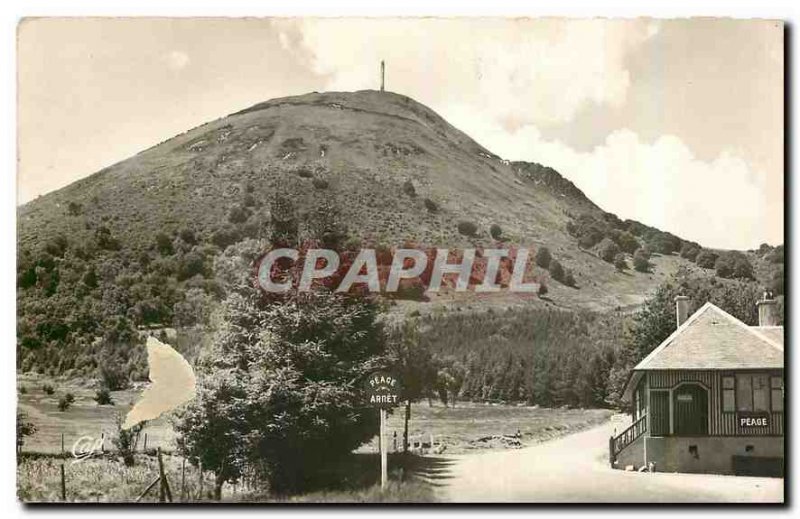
{"left": 429, "top": 418, "right": 784, "bottom": 503}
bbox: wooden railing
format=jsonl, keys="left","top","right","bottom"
{"left": 609, "top": 414, "right": 647, "bottom": 465}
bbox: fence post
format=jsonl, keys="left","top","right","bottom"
{"left": 60, "top": 464, "right": 66, "bottom": 501}
{"left": 181, "top": 459, "right": 186, "bottom": 502}
{"left": 143, "top": 433, "right": 148, "bottom": 452}
{"left": 61, "top": 433, "right": 65, "bottom": 456}
{"left": 198, "top": 460, "right": 204, "bottom": 500}
{"left": 101, "top": 433, "right": 105, "bottom": 453}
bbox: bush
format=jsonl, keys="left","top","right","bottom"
{"left": 402, "top": 180, "right": 417, "bottom": 197}
{"left": 615, "top": 231, "right": 639, "bottom": 254}
{"left": 766, "top": 245, "right": 784, "bottom": 264}
{"left": 17, "top": 412, "right": 36, "bottom": 451}
{"left": 64, "top": 392, "right": 75, "bottom": 404}
{"left": 312, "top": 178, "right": 329, "bottom": 189}
{"left": 598, "top": 238, "right": 620, "bottom": 263}
{"left": 490, "top": 224, "right": 503, "bottom": 240}
{"left": 695, "top": 250, "right": 718, "bottom": 269}
{"left": 42, "top": 383, "right": 55, "bottom": 395}
{"left": 535, "top": 247, "right": 552, "bottom": 269}
{"left": 715, "top": 251, "right": 754, "bottom": 280}
{"left": 457, "top": 221, "right": 478, "bottom": 237}
{"left": 423, "top": 198, "right": 438, "bottom": 213}
{"left": 680, "top": 243, "right": 700, "bottom": 261}
{"left": 633, "top": 249, "right": 651, "bottom": 273}
{"left": 155, "top": 232, "right": 174, "bottom": 256}
{"left": 550, "top": 259, "right": 565, "bottom": 283}
{"left": 114, "top": 414, "right": 144, "bottom": 467}
{"left": 94, "top": 387, "right": 114, "bottom": 406}
{"left": 179, "top": 228, "right": 198, "bottom": 245}
{"left": 296, "top": 167, "right": 313, "bottom": 178}
{"left": 613, "top": 253, "right": 627, "bottom": 271}
{"left": 99, "top": 364, "right": 129, "bottom": 391}
{"left": 57, "top": 395, "right": 72, "bottom": 412}
{"left": 537, "top": 283, "right": 549, "bottom": 297}
{"left": 19, "top": 386, "right": 27, "bottom": 395}
{"left": 227, "top": 205, "right": 250, "bottom": 224}
{"left": 564, "top": 270, "right": 577, "bottom": 288}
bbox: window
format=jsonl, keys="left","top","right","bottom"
{"left": 771, "top": 377, "right": 783, "bottom": 412}
{"left": 734, "top": 373, "right": 776, "bottom": 412}
{"left": 736, "top": 374, "right": 753, "bottom": 411}
{"left": 722, "top": 376, "right": 735, "bottom": 412}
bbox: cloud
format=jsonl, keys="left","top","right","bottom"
{"left": 278, "top": 18, "right": 653, "bottom": 126}
{"left": 443, "top": 104, "right": 774, "bottom": 249}
{"left": 163, "top": 50, "right": 190, "bottom": 71}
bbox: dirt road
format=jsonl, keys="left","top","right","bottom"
{"left": 430, "top": 419, "right": 783, "bottom": 503}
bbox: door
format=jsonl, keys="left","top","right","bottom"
{"left": 673, "top": 384, "right": 708, "bottom": 435}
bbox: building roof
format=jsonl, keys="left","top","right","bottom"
{"left": 622, "top": 302, "right": 784, "bottom": 401}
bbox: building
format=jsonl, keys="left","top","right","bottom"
{"left": 611, "top": 296, "right": 784, "bottom": 476}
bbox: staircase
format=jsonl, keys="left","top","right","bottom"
{"left": 609, "top": 414, "right": 647, "bottom": 466}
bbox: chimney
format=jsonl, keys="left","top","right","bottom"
{"left": 757, "top": 295, "right": 778, "bottom": 327}
{"left": 675, "top": 295, "right": 689, "bottom": 328}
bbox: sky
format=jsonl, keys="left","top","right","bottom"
{"left": 17, "top": 18, "right": 783, "bottom": 249}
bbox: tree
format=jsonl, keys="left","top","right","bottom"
{"left": 154, "top": 232, "right": 174, "bottom": 256}
{"left": 633, "top": 249, "right": 651, "bottom": 273}
{"left": 490, "top": 224, "right": 503, "bottom": 240}
{"left": 715, "top": 251, "right": 754, "bottom": 280}
{"left": 386, "top": 319, "right": 438, "bottom": 453}
{"left": 680, "top": 243, "right": 700, "bottom": 262}
{"left": 598, "top": 238, "right": 620, "bottom": 263}
{"left": 615, "top": 231, "right": 640, "bottom": 254}
{"left": 564, "top": 270, "right": 577, "bottom": 288}
{"left": 613, "top": 253, "right": 627, "bottom": 271}
{"left": 695, "top": 250, "right": 718, "bottom": 269}
{"left": 113, "top": 414, "right": 145, "bottom": 466}
{"left": 549, "top": 259, "right": 565, "bottom": 282}
{"left": 175, "top": 282, "right": 387, "bottom": 495}
{"left": 17, "top": 412, "right": 36, "bottom": 453}
{"left": 535, "top": 246, "right": 552, "bottom": 269}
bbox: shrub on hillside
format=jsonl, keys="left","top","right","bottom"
{"left": 57, "top": 395, "right": 72, "bottom": 412}
{"left": 633, "top": 249, "right": 651, "bottom": 273}
{"left": 227, "top": 205, "right": 250, "bottom": 224}
{"left": 680, "top": 243, "right": 700, "bottom": 262}
{"left": 535, "top": 247, "right": 552, "bottom": 269}
{"left": 99, "top": 364, "right": 129, "bottom": 391}
{"left": 94, "top": 387, "right": 114, "bottom": 406}
{"left": 312, "top": 178, "right": 329, "bottom": 189}
{"left": 423, "top": 198, "right": 438, "bottom": 213}
{"left": 42, "top": 383, "right": 55, "bottom": 395}
{"left": 598, "top": 238, "right": 620, "bottom": 263}
{"left": 402, "top": 180, "right": 417, "bottom": 197}
{"left": 766, "top": 245, "right": 784, "bottom": 264}
{"left": 613, "top": 230, "right": 640, "bottom": 254}
{"left": 550, "top": 259, "right": 565, "bottom": 283}
{"left": 564, "top": 270, "right": 577, "bottom": 288}
{"left": 695, "top": 250, "right": 718, "bottom": 269}
{"left": 490, "top": 224, "right": 503, "bottom": 240}
{"left": 457, "top": 221, "right": 478, "bottom": 237}
{"left": 715, "top": 251, "right": 754, "bottom": 280}
{"left": 613, "top": 253, "right": 628, "bottom": 271}
{"left": 155, "top": 232, "right": 174, "bottom": 256}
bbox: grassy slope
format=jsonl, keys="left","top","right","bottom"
{"left": 18, "top": 89, "right": 708, "bottom": 313}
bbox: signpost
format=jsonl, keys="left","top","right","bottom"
{"left": 366, "top": 371, "right": 401, "bottom": 490}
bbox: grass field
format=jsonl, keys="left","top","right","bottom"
{"left": 17, "top": 373, "right": 612, "bottom": 502}
{"left": 360, "top": 402, "right": 613, "bottom": 454}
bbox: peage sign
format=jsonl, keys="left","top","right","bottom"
{"left": 366, "top": 372, "right": 401, "bottom": 408}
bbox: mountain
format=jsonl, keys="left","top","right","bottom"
{"left": 17, "top": 90, "right": 777, "bottom": 377}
